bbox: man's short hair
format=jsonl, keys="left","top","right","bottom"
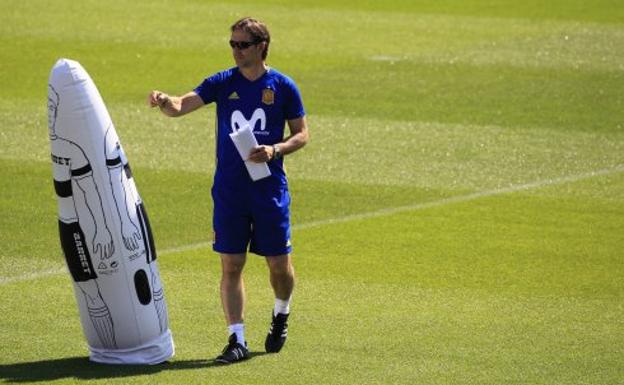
{"left": 231, "top": 17, "right": 271, "bottom": 60}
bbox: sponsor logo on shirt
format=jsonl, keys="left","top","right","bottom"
{"left": 97, "top": 260, "right": 120, "bottom": 276}
{"left": 74, "top": 232, "right": 91, "bottom": 275}
{"left": 51, "top": 154, "right": 71, "bottom": 165}
{"left": 231, "top": 108, "right": 269, "bottom": 135}
{"left": 228, "top": 91, "right": 240, "bottom": 100}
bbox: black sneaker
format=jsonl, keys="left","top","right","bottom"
{"left": 215, "top": 334, "right": 249, "bottom": 364}
{"left": 265, "top": 312, "right": 289, "bottom": 353}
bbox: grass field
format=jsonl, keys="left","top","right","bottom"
{"left": 1, "top": 1, "right": 623, "bottom": 384}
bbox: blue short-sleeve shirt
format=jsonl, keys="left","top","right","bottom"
{"left": 194, "top": 67, "right": 305, "bottom": 189}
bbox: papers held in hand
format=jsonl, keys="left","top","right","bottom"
{"left": 229, "top": 124, "right": 271, "bottom": 181}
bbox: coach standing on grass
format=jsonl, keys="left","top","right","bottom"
{"left": 147, "top": 17, "right": 308, "bottom": 364}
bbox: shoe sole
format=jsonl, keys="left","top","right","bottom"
{"left": 215, "top": 356, "right": 249, "bottom": 365}
{"left": 215, "top": 358, "right": 231, "bottom": 365}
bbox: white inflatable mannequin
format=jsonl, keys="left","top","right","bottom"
{"left": 48, "top": 58, "right": 174, "bottom": 364}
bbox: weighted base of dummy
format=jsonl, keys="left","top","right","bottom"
{"left": 89, "top": 329, "right": 174, "bottom": 365}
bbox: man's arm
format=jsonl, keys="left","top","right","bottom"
{"left": 147, "top": 90, "right": 205, "bottom": 117}
{"left": 248, "top": 116, "right": 309, "bottom": 163}
{"left": 279, "top": 116, "right": 309, "bottom": 156}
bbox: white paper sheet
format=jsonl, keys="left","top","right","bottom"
{"left": 229, "top": 124, "right": 271, "bottom": 181}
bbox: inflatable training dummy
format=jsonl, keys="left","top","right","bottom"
{"left": 47, "top": 58, "right": 174, "bottom": 364}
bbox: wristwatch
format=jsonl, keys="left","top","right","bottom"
{"left": 272, "top": 144, "right": 282, "bottom": 160}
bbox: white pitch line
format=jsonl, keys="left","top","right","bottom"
{"left": 293, "top": 165, "right": 624, "bottom": 230}
{"left": 0, "top": 266, "right": 68, "bottom": 286}
{"left": 1, "top": 165, "right": 622, "bottom": 286}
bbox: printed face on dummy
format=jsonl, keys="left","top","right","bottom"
{"left": 48, "top": 85, "right": 59, "bottom": 137}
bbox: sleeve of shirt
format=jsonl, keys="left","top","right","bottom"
{"left": 282, "top": 76, "right": 306, "bottom": 120}
{"left": 193, "top": 70, "right": 227, "bottom": 105}
{"left": 70, "top": 143, "right": 93, "bottom": 179}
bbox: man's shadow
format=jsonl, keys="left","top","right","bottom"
{"left": 0, "top": 353, "right": 267, "bottom": 383}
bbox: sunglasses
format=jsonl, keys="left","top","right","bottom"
{"left": 229, "top": 40, "right": 261, "bottom": 50}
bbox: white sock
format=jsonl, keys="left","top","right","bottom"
{"left": 274, "top": 297, "right": 291, "bottom": 316}
{"left": 228, "top": 323, "right": 245, "bottom": 345}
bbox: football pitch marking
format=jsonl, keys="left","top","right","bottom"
{"left": 1, "top": 164, "right": 622, "bottom": 286}
{"left": 294, "top": 164, "right": 624, "bottom": 230}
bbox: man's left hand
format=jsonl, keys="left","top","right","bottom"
{"left": 248, "top": 145, "right": 274, "bottom": 163}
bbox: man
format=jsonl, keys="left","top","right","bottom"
{"left": 147, "top": 17, "right": 309, "bottom": 364}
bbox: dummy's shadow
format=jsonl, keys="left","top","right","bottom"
{"left": 0, "top": 353, "right": 267, "bottom": 382}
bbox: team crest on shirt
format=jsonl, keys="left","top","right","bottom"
{"left": 262, "top": 89, "right": 274, "bottom": 105}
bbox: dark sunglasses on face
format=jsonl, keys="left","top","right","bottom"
{"left": 229, "top": 40, "right": 260, "bottom": 50}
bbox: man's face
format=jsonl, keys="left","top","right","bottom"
{"left": 230, "top": 29, "right": 264, "bottom": 68}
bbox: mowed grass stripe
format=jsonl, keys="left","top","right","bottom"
{"left": 2, "top": 174, "right": 621, "bottom": 384}
{"left": 2, "top": 164, "right": 621, "bottom": 285}
{"left": 1, "top": 4, "right": 623, "bottom": 129}
{"left": 2, "top": 3, "right": 623, "bottom": 79}
{"left": 4, "top": 107, "right": 624, "bottom": 189}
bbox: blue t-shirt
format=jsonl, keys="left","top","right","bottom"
{"left": 194, "top": 67, "right": 305, "bottom": 189}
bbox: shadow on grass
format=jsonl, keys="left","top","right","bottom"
{"left": 0, "top": 353, "right": 268, "bottom": 383}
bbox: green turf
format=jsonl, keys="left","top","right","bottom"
{"left": 1, "top": 0, "right": 623, "bottom": 384}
